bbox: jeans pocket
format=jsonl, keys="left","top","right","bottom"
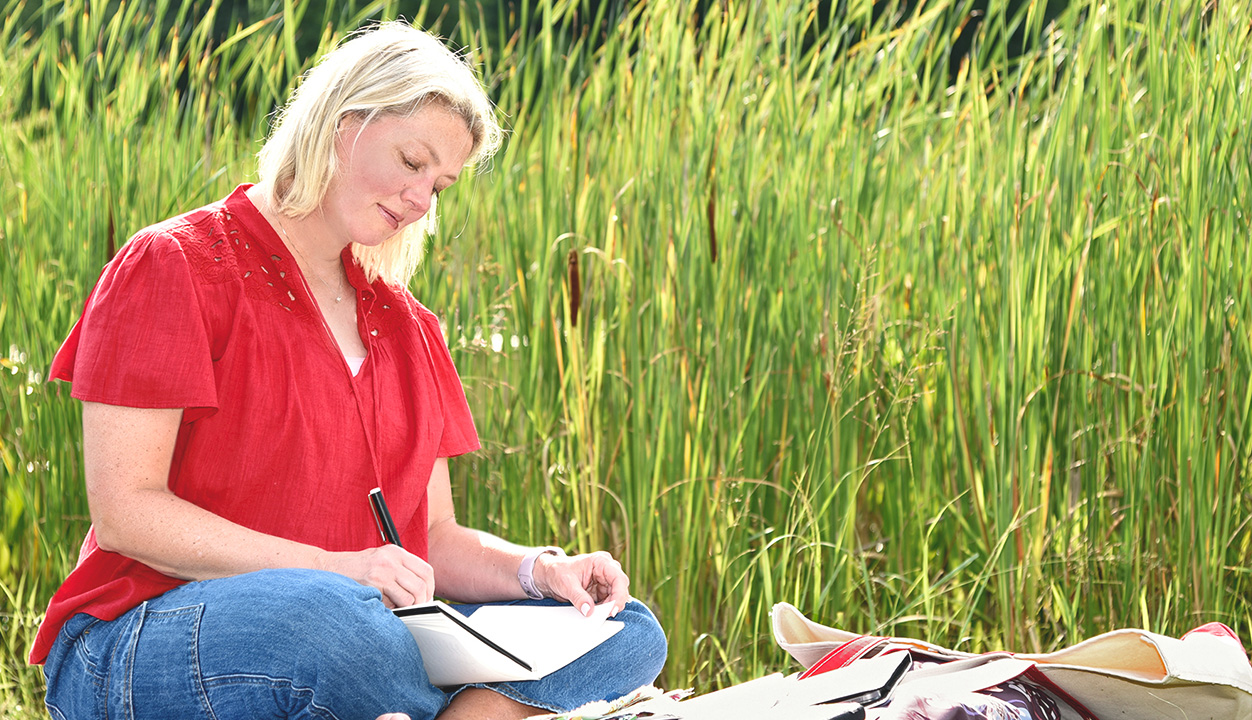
{"left": 58, "top": 614, "right": 106, "bottom": 681}
{"left": 44, "top": 614, "right": 111, "bottom": 719}
{"left": 108, "top": 603, "right": 216, "bottom": 720}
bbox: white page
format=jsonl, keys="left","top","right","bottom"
{"left": 398, "top": 607, "right": 535, "bottom": 685}
{"left": 668, "top": 673, "right": 790, "bottom": 720}
{"left": 396, "top": 601, "right": 622, "bottom": 686}
{"left": 468, "top": 602, "right": 616, "bottom": 646}
{"left": 467, "top": 603, "right": 623, "bottom": 677}
{"left": 660, "top": 673, "right": 868, "bottom": 720}
{"left": 782, "top": 652, "right": 910, "bottom": 706}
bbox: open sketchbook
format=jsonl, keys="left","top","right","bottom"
{"left": 530, "top": 653, "right": 912, "bottom": 720}
{"left": 393, "top": 601, "right": 624, "bottom": 686}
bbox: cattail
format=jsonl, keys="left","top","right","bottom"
{"left": 706, "top": 137, "right": 718, "bottom": 264}
{"left": 106, "top": 208, "right": 117, "bottom": 260}
{"left": 567, "top": 248, "right": 581, "bottom": 327}
{"left": 707, "top": 186, "right": 718, "bottom": 264}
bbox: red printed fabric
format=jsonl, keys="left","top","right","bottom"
{"left": 30, "top": 185, "right": 480, "bottom": 663}
{"left": 799, "top": 635, "right": 891, "bottom": 679}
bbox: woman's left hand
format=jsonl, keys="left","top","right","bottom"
{"left": 534, "top": 551, "right": 630, "bottom": 617}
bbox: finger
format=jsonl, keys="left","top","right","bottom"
{"left": 568, "top": 584, "right": 596, "bottom": 617}
{"left": 360, "top": 565, "right": 411, "bottom": 608}
{"left": 380, "top": 582, "right": 416, "bottom": 609}
{"left": 392, "top": 567, "right": 434, "bottom": 606}
{"left": 585, "top": 555, "right": 629, "bottom": 615}
{"left": 401, "top": 555, "right": 437, "bottom": 602}
{"left": 605, "top": 570, "right": 631, "bottom": 615}
{"left": 551, "top": 564, "right": 596, "bottom": 616}
{"left": 374, "top": 547, "right": 434, "bottom": 604}
{"left": 361, "top": 549, "right": 423, "bottom": 607}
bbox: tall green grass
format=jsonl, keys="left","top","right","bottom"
{"left": 3, "top": 0, "right": 1250, "bottom": 715}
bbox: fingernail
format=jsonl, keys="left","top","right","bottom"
{"left": 581, "top": 603, "right": 592, "bottom": 616}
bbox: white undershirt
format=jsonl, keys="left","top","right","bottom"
{"left": 345, "top": 355, "right": 366, "bottom": 376}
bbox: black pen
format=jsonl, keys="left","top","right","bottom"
{"left": 369, "top": 487, "right": 404, "bottom": 548}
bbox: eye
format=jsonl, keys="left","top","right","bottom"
{"left": 402, "top": 154, "right": 423, "bottom": 172}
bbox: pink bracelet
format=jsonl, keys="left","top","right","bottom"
{"left": 518, "top": 546, "right": 565, "bottom": 599}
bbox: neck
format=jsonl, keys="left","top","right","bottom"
{"left": 247, "top": 184, "right": 351, "bottom": 301}
{"left": 247, "top": 184, "right": 346, "bottom": 263}
{"left": 281, "top": 215, "right": 346, "bottom": 271}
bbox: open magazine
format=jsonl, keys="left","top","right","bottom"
{"left": 393, "top": 600, "right": 624, "bottom": 686}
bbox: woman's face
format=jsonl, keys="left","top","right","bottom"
{"left": 321, "top": 104, "right": 474, "bottom": 248}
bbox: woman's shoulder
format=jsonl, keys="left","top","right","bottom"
{"left": 116, "top": 187, "right": 280, "bottom": 290}
{"left": 403, "top": 291, "right": 441, "bottom": 327}
{"left": 112, "top": 194, "right": 236, "bottom": 278}
{"left": 366, "top": 281, "right": 444, "bottom": 336}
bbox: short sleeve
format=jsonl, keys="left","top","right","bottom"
{"left": 49, "top": 231, "right": 218, "bottom": 419}
{"left": 414, "top": 305, "right": 480, "bottom": 458}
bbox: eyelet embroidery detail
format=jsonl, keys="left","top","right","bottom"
{"left": 180, "top": 204, "right": 426, "bottom": 333}
{"left": 177, "top": 220, "right": 237, "bottom": 285}
{"left": 359, "top": 287, "right": 419, "bottom": 341}
{"left": 180, "top": 209, "right": 313, "bottom": 318}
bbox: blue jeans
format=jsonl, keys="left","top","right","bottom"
{"left": 43, "top": 569, "right": 668, "bottom": 720}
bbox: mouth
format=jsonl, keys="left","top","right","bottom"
{"left": 378, "top": 204, "right": 401, "bottom": 230}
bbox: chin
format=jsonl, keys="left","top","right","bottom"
{"left": 353, "top": 232, "right": 400, "bottom": 249}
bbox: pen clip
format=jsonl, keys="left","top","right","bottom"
{"left": 369, "top": 487, "right": 404, "bottom": 548}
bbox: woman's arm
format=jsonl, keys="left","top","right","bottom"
{"left": 424, "top": 458, "right": 630, "bottom": 615}
{"left": 82, "top": 401, "right": 436, "bottom": 608}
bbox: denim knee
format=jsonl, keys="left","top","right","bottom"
{"left": 194, "top": 570, "right": 443, "bottom": 704}
{"left": 613, "top": 600, "right": 669, "bottom": 689}
{"left": 48, "top": 569, "right": 449, "bottom": 720}
{"left": 188, "top": 570, "right": 400, "bottom": 670}
{"left": 474, "top": 597, "right": 669, "bottom": 713}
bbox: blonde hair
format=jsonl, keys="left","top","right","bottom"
{"left": 257, "top": 22, "right": 503, "bottom": 287}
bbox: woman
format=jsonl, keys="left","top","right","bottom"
{"left": 32, "top": 22, "right": 667, "bottom": 720}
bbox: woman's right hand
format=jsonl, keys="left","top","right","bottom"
{"left": 316, "top": 544, "right": 435, "bottom": 608}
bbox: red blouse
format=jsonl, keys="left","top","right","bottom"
{"left": 30, "top": 185, "right": 480, "bottom": 663}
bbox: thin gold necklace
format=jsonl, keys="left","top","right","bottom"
{"left": 274, "top": 217, "right": 347, "bottom": 304}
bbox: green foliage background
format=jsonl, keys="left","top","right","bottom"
{"left": 2, "top": 0, "right": 1251, "bottom": 715}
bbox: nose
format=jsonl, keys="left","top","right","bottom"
{"left": 400, "top": 181, "right": 434, "bottom": 219}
